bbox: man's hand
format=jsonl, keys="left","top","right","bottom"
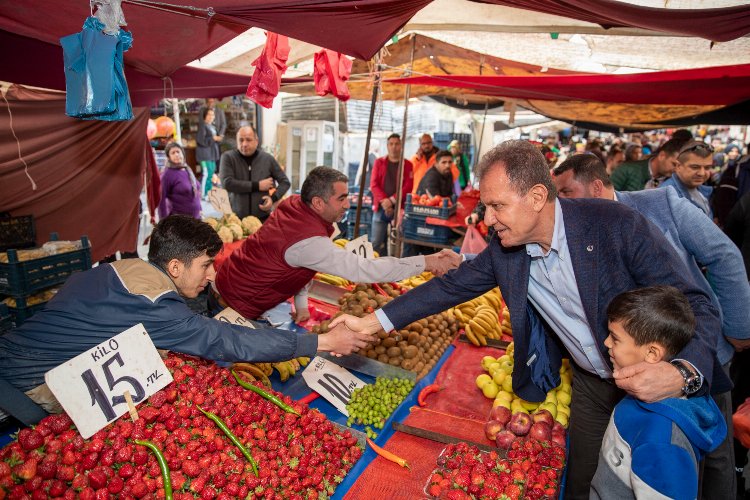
{"left": 465, "top": 213, "right": 479, "bottom": 226}
{"left": 259, "top": 177, "right": 275, "bottom": 191}
{"left": 213, "top": 135, "right": 222, "bottom": 142}
{"left": 317, "top": 322, "right": 376, "bottom": 356}
{"left": 384, "top": 206, "right": 394, "bottom": 218}
{"left": 291, "top": 307, "right": 310, "bottom": 323}
{"left": 728, "top": 337, "right": 750, "bottom": 352}
{"left": 259, "top": 195, "right": 273, "bottom": 212}
{"left": 380, "top": 198, "right": 394, "bottom": 211}
{"left": 329, "top": 312, "right": 384, "bottom": 335}
{"left": 424, "top": 249, "right": 462, "bottom": 276}
{"left": 613, "top": 361, "right": 684, "bottom": 402}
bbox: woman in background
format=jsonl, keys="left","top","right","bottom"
{"left": 196, "top": 107, "right": 221, "bottom": 198}
{"left": 158, "top": 142, "right": 201, "bottom": 220}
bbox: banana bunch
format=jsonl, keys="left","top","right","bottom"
{"left": 333, "top": 238, "right": 349, "bottom": 248}
{"left": 232, "top": 362, "right": 273, "bottom": 387}
{"left": 273, "top": 357, "right": 311, "bottom": 382}
{"left": 398, "top": 271, "right": 434, "bottom": 289}
{"left": 454, "top": 288, "right": 508, "bottom": 346}
{"left": 315, "top": 272, "right": 351, "bottom": 287}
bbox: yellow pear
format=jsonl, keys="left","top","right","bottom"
{"left": 495, "top": 390, "right": 514, "bottom": 403}
{"left": 482, "top": 381, "right": 499, "bottom": 399}
{"left": 481, "top": 356, "right": 497, "bottom": 371}
{"left": 555, "top": 412, "right": 569, "bottom": 428}
{"left": 556, "top": 390, "right": 571, "bottom": 405}
{"left": 559, "top": 382, "right": 572, "bottom": 395}
{"left": 544, "top": 392, "right": 558, "bottom": 405}
{"left": 511, "top": 401, "right": 529, "bottom": 415}
{"left": 492, "top": 370, "right": 507, "bottom": 386}
{"left": 538, "top": 402, "right": 558, "bottom": 418}
{"left": 488, "top": 362, "right": 501, "bottom": 375}
{"left": 493, "top": 397, "right": 512, "bottom": 410}
{"left": 557, "top": 404, "right": 570, "bottom": 418}
{"left": 501, "top": 374, "right": 514, "bottom": 393}
{"left": 520, "top": 399, "right": 540, "bottom": 411}
{"left": 476, "top": 374, "right": 493, "bottom": 390}
{"left": 498, "top": 361, "right": 514, "bottom": 375}
{"left": 498, "top": 354, "right": 512, "bottom": 365}
{"left": 506, "top": 342, "right": 514, "bottom": 356}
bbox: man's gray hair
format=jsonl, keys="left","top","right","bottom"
{"left": 301, "top": 166, "right": 349, "bottom": 204}
{"left": 475, "top": 140, "right": 557, "bottom": 201}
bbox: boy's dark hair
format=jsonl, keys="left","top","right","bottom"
{"left": 301, "top": 166, "right": 348, "bottom": 205}
{"left": 387, "top": 133, "right": 400, "bottom": 141}
{"left": 606, "top": 286, "right": 695, "bottom": 358}
{"left": 435, "top": 149, "right": 453, "bottom": 163}
{"left": 148, "top": 215, "right": 222, "bottom": 269}
{"left": 553, "top": 153, "right": 613, "bottom": 188}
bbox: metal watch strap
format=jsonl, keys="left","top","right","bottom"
{"left": 670, "top": 360, "right": 699, "bottom": 395}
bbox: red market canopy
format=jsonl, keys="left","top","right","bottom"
{"left": 387, "top": 64, "right": 750, "bottom": 106}
{"left": 0, "top": 0, "right": 749, "bottom": 83}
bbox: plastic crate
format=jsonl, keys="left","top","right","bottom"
{"left": 346, "top": 222, "right": 372, "bottom": 240}
{"left": 5, "top": 296, "right": 49, "bottom": 327}
{"left": 0, "top": 215, "right": 36, "bottom": 252}
{"left": 404, "top": 194, "right": 456, "bottom": 219}
{"left": 0, "top": 236, "right": 91, "bottom": 297}
{"left": 0, "top": 304, "right": 11, "bottom": 334}
{"left": 403, "top": 214, "right": 455, "bottom": 245}
{"left": 346, "top": 205, "right": 373, "bottom": 226}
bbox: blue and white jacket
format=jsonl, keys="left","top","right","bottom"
{"left": 590, "top": 395, "right": 726, "bottom": 500}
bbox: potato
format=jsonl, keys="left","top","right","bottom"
{"left": 386, "top": 346, "right": 402, "bottom": 358}
{"left": 403, "top": 345, "right": 418, "bottom": 359}
{"left": 375, "top": 345, "right": 386, "bottom": 355}
{"left": 407, "top": 332, "right": 420, "bottom": 345}
{"left": 382, "top": 337, "right": 396, "bottom": 348}
{"left": 377, "top": 354, "right": 390, "bottom": 364}
{"left": 401, "top": 358, "right": 415, "bottom": 371}
{"left": 388, "top": 357, "right": 402, "bottom": 367}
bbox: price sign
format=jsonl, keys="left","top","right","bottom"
{"left": 301, "top": 356, "right": 366, "bottom": 416}
{"left": 209, "top": 188, "right": 233, "bottom": 215}
{"left": 45, "top": 324, "right": 173, "bottom": 438}
{"left": 345, "top": 234, "right": 374, "bottom": 259}
{"left": 214, "top": 307, "right": 255, "bottom": 329}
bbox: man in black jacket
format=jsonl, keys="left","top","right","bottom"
{"left": 220, "top": 126, "right": 291, "bottom": 221}
{"left": 416, "top": 150, "right": 455, "bottom": 197}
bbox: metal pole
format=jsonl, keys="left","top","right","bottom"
{"left": 475, "top": 100, "right": 489, "bottom": 169}
{"left": 392, "top": 34, "right": 417, "bottom": 257}
{"left": 354, "top": 64, "right": 382, "bottom": 238}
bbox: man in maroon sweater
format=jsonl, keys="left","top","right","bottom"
{"left": 215, "top": 167, "right": 460, "bottom": 322}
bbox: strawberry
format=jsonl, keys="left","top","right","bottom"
{"left": 71, "top": 473, "right": 89, "bottom": 490}
{"left": 78, "top": 488, "right": 95, "bottom": 500}
{"left": 118, "top": 463, "right": 135, "bottom": 479}
{"left": 46, "top": 415, "right": 73, "bottom": 435}
{"left": 60, "top": 450, "right": 76, "bottom": 466}
{"left": 48, "top": 480, "right": 67, "bottom": 497}
{"left": 115, "top": 445, "right": 133, "bottom": 463}
{"left": 89, "top": 468, "right": 109, "bottom": 490}
{"left": 130, "top": 481, "right": 147, "bottom": 498}
{"left": 56, "top": 465, "right": 75, "bottom": 482}
{"left": 181, "top": 460, "right": 200, "bottom": 478}
{"left": 0, "top": 461, "right": 11, "bottom": 477}
{"left": 23, "top": 475, "right": 43, "bottom": 493}
{"left": 132, "top": 448, "right": 149, "bottom": 466}
{"left": 189, "top": 476, "right": 206, "bottom": 494}
{"left": 106, "top": 477, "right": 124, "bottom": 494}
{"left": 139, "top": 407, "right": 160, "bottom": 424}
{"left": 18, "top": 429, "right": 44, "bottom": 451}
{"left": 427, "top": 483, "right": 442, "bottom": 497}
{"left": 504, "top": 483, "right": 522, "bottom": 500}
{"left": 81, "top": 452, "right": 98, "bottom": 470}
{"left": 98, "top": 448, "right": 114, "bottom": 467}
{"left": 35, "top": 460, "right": 57, "bottom": 480}
{"left": 149, "top": 391, "right": 167, "bottom": 408}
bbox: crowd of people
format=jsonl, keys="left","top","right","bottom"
{"left": 24, "top": 99, "right": 750, "bottom": 498}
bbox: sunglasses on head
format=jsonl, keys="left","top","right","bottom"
{"left": 678, "top": 142, "right": 713, "bottom": 155}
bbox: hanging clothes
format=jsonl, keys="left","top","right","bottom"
{"left": 60, "top": 16, "right": 133, "bottom": 121}
{"left": 313, "top": 49, "right": 352, "bottom": 101}
{"left": 245, "top": 32, "right": 289, "bottom": 108}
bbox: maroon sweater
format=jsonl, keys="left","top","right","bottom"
{"left": 215, "top": 196, "right": 333, "bottom": 319}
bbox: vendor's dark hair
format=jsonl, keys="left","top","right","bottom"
{"left": 553, "top": 154, "right": 612, "bottom": 188}
{"left": 301, "top": 167, "right": 349, "bottom": 205}
{"left": 436, "top": 149, "right": 453, "bottom": 163}
{"left": 387, "top": 133, "right": 400, "bottom": 141}
{"left": 148, "top": 215, "right": 222, "bottom": 269}
{"left": 475, "top": 140, "right": 557, "bottom": 201}
{"left": 606, "top": 286, "right": 694, "bottom": 358}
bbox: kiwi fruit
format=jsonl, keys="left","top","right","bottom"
{"left": 386, "top": 346, "right": 402, "bottom": 358}
{"left": 403, "top": 345, "right": 418, "bottom": 359}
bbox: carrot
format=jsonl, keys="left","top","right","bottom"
{"left": 418, "top": 383, "right": 442, "bottom": 407}
{"left": 366, "top": 438, "right": 410, "bottom": 469}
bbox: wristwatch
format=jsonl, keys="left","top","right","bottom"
{"left": 670, "top": 360, "right": 701, "bottom": 395}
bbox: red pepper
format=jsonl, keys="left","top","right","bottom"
{"left": 418, "top": 384, "right": 442, "bottom": 407}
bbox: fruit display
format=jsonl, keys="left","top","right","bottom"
{"left": 0, "top": 353, "right": 362, "bottom": 499}
{"left": 412, "top": 194, "right": 453, "bottom": 208}
{"left": 345, "top": 377, "right": 414, "bottom": 439}
{"left": 424, "top": 440, "right": 563, "bottom": 499}
{"left": 0, "top": 241, "right": 81, "bottom": 264}
{"left": 397, "top": 271, "right": 434, "bottom": 290}
{"left": 453, "top": 289, "right": 509, "bottom": 346}
{"left": 310, "top": 284, "right": 458, "bottom": 379}
{"left": 2, "top": 288, "right": 58, "bottom": 308}
{"left": 204, "top": 214, "right": 262, "bottom": 243}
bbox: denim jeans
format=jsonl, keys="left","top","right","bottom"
{"left": 371, "top": 207, "right": 392, "bottom": 256}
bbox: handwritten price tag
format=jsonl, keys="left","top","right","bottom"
{"left": 213, "top": 307, "right": 255, "bottom": 329}
{"left": 301, "top": 356, "right": 366, "bottom": 416}
{"left": 345, "top": 234, "right": 374, "bottom": 259}
{"left": 44, "top": 324, "right": 173, "bottom": 438}
{"left": 209, "top": 188, "right": 233, "bottom": 215}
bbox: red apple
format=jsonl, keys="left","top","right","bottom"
{"left": 507, "top": 412, "right": 532, "bottom": 437}
{"left": 495, "top": 429, "right": 517, "bottom": 449}
{"left": 529, "top": 422, "right": 552, "bottom": 442}
{"left": 532, "top": 409, "right": 555, "bottom": 428}
{"left": 552, "top": 421, "right": 566, "bottom": 436}
{"left": 489, "top": 405, "right": 512, "bottom": 426}
{"left": 551, "top": 432, "right": 567, "bottom": 448}
{"left": 484, "top": 420, "right": 505, "bottom": 442}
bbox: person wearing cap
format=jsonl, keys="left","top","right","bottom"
{"left": 449, "top": 139, "right": 471, "bottom": 189}
{"left": 660, "top": 141, "right": 714, "bottom": 218}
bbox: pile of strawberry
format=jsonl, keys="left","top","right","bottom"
{"left": 424, "top": 439, "right": 563, "bottom": 500}
{"left": 1, "top": 353, "right": 362, "bottom": 499}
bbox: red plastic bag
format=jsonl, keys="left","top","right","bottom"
{"left": 461, "top": 225, "right": 488, "bottom": 255}
{"left": 313, "top": 49, "right": 352, "bottom": 101}
{"left": 733, "top": 397, "right": 750, "bottom": 448}
{"left": 246, "top": 32, "right": 290, "bottom": 108}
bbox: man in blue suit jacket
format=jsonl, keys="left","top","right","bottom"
{"left": 332, "top": 140, "right": 730, "bottom": 499}
{"left": 660, "top": 140, "right": 715, "bottom": 218}
{"left": 553, "top": 153, "right": 749, "bottom": 500}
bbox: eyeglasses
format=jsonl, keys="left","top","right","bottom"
{"left": 678, "top": 141, "right": 713, "bottom": 156}
{"left": 420, "top": 141, "right": 432, "bottom": 146}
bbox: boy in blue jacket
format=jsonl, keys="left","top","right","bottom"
{"left": 590, "top": 286, "right": 727, "bottom": 500}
